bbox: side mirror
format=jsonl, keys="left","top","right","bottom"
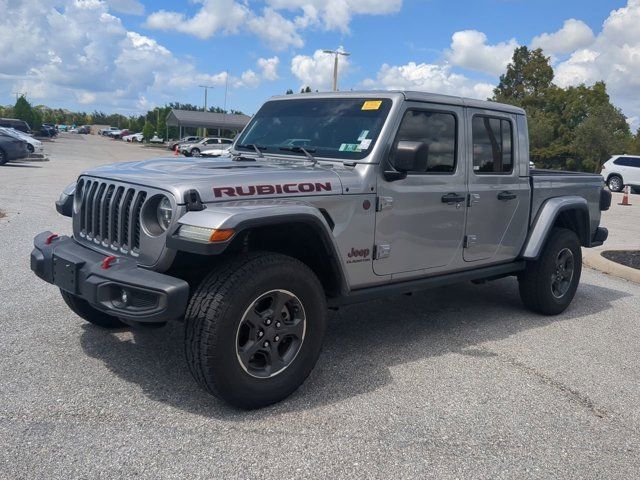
{"left": 384, "top": 141, "right": 429, "bottom": 181}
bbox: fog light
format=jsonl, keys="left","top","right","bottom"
{"left": 121, "top": 289, "right": 129, "bottom": 305}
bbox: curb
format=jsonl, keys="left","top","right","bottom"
{"left": 582, "top": 249, "right": 640, "bottom": 284}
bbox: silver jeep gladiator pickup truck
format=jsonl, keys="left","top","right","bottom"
{"left": 31, "top": 91, "right": 611, "bottom": 409}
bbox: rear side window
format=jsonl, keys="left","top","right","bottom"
{"left": 392, "top": 109, "right": 457, "bottom": 173}
{"left": 614, "top": 157, "right": 640, "bottom": 167}
{"left": 472, "top": 116, "right": 513, "bottom": 174}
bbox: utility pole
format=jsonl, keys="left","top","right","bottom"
{"left": 199, "top": 84, "right": 214, "bottom": 137}
{"left": 322, "top": 49, "right": 350, "bottom": 91}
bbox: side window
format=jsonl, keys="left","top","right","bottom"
{"left": 616, "top": 157, "right": 640, "bottom": 167}
{"left": 221, "top": 139, "right": 233, "bottom": 144}
{"left": 472, "top": 116, "right": 513, "bottom": 174}
{"left": 392, "top": 110, "right": 457, "bottom": 173}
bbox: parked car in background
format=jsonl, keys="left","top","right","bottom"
{"left": 0, "top": 118, "right": 31, "bottom": 134}
{"left": 0, "top": 127, "right": 43, "bottom": 154}
{"left": 71, "top": 125, "right": 90, "bottom": 134}
{"left": 123, "top": 132, "right": 144, "bottom": 142}
{"left": 601, "top": 155, "right": 640, "bottom": 192}
{"left": 200, "top": 145, "right": 232, "bottom": 157}
{"left": 108, "top": 129, "right": 130, "bottom": 139}
{"left": 149, "top": 135, "right": 164, "bottom": 144}
{"left": 167, "top": 136, "right": 201, "bottom": 151}
{"left": 180, "top": 137, "right": 233, "bottom": 156}
{"left": 0, "top": 132, "right": 29, "bottom": 165}
{"left": 99, "top": 127, "right": 119, "bottom": 136}
{"left": 40, "top": 125, "right": 57, "bottom": 137}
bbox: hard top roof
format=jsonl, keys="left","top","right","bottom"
{"left": 269, "top": 90, "right": 526, "bottom": 115}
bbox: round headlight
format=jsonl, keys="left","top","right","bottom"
{"left": 157, "top": 196, "right": 173, "bottom": 231}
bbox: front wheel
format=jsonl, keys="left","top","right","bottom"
{"left": 191, "top": 148, "right": 200, "bottom": 157}
{"left": 0, "top": 149, "right": 7, "bottom": 166}
{"left": 184, "top": 252, "right": 327, "bottom": 409}
{"left": 518, "top": 227, "right": 582, "bottom": 315}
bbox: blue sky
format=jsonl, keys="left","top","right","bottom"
{"left": 1, "top": 1, "right": 638, "bottom": 129}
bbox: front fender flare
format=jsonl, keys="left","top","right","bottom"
{"left": 166, "top": 200, "right": 349, "bottom": 294}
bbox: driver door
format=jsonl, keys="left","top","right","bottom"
{"left": 374, "top": 103, "right": 467, "bottom": 276}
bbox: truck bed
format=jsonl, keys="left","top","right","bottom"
{"left": 529, "top": 169, "right": 604, "bottom": 235}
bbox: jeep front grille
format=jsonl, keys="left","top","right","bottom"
{"left": 77, "top": 179, "right": 147, "bottom": 255}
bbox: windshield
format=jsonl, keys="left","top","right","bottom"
{"left": 235, "top": 98, "right": 393, "bottom": 160}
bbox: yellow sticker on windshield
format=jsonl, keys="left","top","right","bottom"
{"left": 362, "top": 100, "right": 382, "bottom": 111}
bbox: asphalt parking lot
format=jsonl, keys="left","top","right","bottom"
{"left": 1, "top": 134, "right": 640, "bottom": 479}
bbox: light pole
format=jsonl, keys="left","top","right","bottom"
{"left": 199, "top": 84, "right": 214, "bottom": 136}
{"left": 322, "top": 49, "right": 350, "bottom": 91}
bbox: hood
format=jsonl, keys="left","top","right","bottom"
{"left": 83, "top": 157, "right": 347, "bottom": 203}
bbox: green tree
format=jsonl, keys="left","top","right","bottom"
{"left": 493, "top": 47, "right": 554, "bottom": 105}
{"left": 629, "top": 129, "right": 640, "bottom": 155}
{"left": 13, "top": 95, "right": 39, "bottom": 129}
{"left": 142, "top": 121, "right": 155, "bottom": 141}
{"left": 285, "top": 89, "right": 294, "bottom": 95}
{"left": 493, "top": 47, "right": 633, "bottom": 171}
{"left": 300, "top": 86, "right": 312, "bottom": 93}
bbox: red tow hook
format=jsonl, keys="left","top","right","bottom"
{"left": 101, "top": 255, "right": 118, "bottom": 270}
{"left": 45, "top": 233, "right": 59, "bottom": 245}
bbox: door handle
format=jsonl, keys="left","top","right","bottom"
{"left": 497, "top": 191, "right": 517, "bottom": 201}
{"left": 441, "top": 193, "right": 466, "bottom": 204}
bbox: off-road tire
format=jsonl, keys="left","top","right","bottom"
{"left": 518, "top": 227, "right": 582, "bottom": 315}
{"left": 607, "top": 175, "right": 623, "bottom": 192}
{"left": 60, "top": 289, "right": 126, "bottom": 328}
{"left": 184, "top": 252, "right": 327, "bottom": 409}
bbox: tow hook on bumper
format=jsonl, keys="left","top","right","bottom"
{"left": 30, "top": 231, "right": 189, "bottom": 323}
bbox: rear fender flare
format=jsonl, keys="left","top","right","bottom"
{"left": 521, "top": 196, "right": 589, "bottom": 260}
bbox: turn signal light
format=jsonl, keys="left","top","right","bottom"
{"left": 209, "top": 229, "right": 235, "bottom": 242}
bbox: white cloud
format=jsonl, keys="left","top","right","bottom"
{"left": 554, "top": 1, "right": 640, "bottom": 127}
{"left": 247, "top": 8, "right": 304, "bottom": 50}
{"left": 145, "top": 0, "right": 402, "bottom": 50}
{"left": 106, "top": 0, "right": 144, "bottom": 16}
{"left": 531, "top": 19, "right": 595, "bottom": 55}
{"left": 0, "top": 0, "right": 267, "bottom": 113}
{"left": 144, "top": 0, "right": 249, "bottom": 39}
{"left": 258, "top": 56, "right": 280, "bottom": 81}
{"left": 363, "top": 62, "right": 494, "bottom": 100}
{"left": 291, "top": 49, "right": 351, "bottom": 90}
{"left": 447, "top": 30, "right": 518, "bottom": 76}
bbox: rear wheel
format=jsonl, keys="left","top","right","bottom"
{"left": 607, "top": 175, "right": 623, "bottom": 192}
{"left": 184, "top": 252, "right": 327, "bottom": 409}
{"left": 60, "top": 289, "right": 126, "bottom": 328}
{"left": 518, "top": 228, "right": 582, "bottom": 315}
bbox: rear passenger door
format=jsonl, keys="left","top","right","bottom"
{"left": 463, "top": 109, "right": 529, "bottom": 263}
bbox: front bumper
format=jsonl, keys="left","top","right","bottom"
{"left": 30, "top": 231, "right": 189, "bottom": 323}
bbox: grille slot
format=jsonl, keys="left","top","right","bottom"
{"left": 77, "top": 180, "right": 147, "bottom": 256}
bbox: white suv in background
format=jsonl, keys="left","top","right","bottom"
{"left": 601, "top": 155, "right": 640, "bottom": 192}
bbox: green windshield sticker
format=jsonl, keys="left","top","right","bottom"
{"left": 340, "top": 143, "right": 360, "bottom": 152}
{"left": 339, "top": 143, "right": 360, "bottom": 152}
{"left": 358, "top": 130, "right": 369, "bottom": 141}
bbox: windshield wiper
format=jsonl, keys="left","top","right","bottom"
{"left": 236, "top": 143, "right": 266, "bottom": 158}
{"left": 279, "top": 146, "right": 317, "bottom": 164}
